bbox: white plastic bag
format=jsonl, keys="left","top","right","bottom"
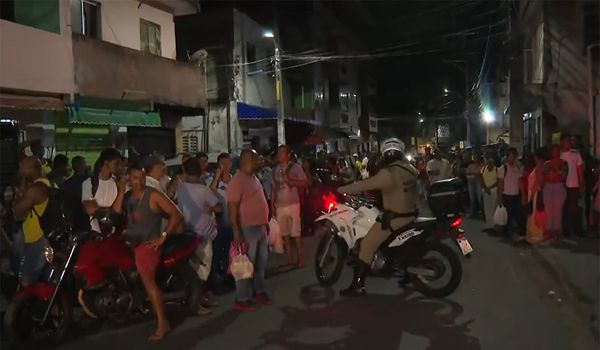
{"left": 230, "top": 253, "right": 254, "bottom": 281}
{"left": 268, "top": 218, "right": 284, "bottom": 254}
{"left": 493, "top": 205, "right": 508, "bottom": 227}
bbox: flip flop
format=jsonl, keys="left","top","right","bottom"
{"left": 148, "top": 328, "right": 170, "bottom": 341}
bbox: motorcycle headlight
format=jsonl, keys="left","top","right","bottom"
{"left": 43, "top": 245, "right": 54, "bottom": 264}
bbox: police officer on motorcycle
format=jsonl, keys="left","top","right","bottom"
{"left": 337, "top": 138, "right": 418, "bottom": 296}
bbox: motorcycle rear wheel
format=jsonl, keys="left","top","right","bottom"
{"left": 409, "top": 242, "right": 462, "bottom": 298}
{"left": 4, "top": 290, "right": 72, "bottom": 347}
{"left": 315, "top": 233, "right": 346, "bottom": 286}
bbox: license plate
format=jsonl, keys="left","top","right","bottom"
{"left": 457, "top": 238, "right": 473, "bottom": 255}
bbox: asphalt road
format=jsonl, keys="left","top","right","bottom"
{"left": 55, "top": 218, "right": 599, "bottom": 350}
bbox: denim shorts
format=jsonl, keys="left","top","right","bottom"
{"left": 18, "top": 237, "right": 47, "bottom": 284}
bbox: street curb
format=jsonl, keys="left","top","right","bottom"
{"left": 530, "top": 244, "right": 600, "bottom": 344}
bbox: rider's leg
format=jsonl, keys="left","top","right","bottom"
{"left": 341, "top": 223, "right": 389, "bottom": 296}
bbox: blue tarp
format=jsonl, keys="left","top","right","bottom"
{"left": 237, "top": 102, "right": 277, "bottom": 120}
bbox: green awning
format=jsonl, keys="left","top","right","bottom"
{"left": 68, "top": 107, "right": 160, "bottom": 127}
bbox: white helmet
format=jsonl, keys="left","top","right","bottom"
{"left": 380, "top": 137, "right": 405, "bottom": 157}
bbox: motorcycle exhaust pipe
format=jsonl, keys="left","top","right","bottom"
{"left": 406, "top": 266, "right": 437, "bottom": 278}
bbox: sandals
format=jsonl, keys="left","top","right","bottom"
{"left": 148, "top": 327, "right": 171, "bottom": 341}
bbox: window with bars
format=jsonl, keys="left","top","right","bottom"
{"left": 140, "top": 19, "right": 161, "bottom": 56}
{"left": 82, "top": 0, "right": 101, "bottom": 39}
{"left": 182, "top": 134, "right": 199, "bottom": 153}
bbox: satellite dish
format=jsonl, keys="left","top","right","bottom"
{"left": 189, "top": 49, "right": 208, "bottom": 64}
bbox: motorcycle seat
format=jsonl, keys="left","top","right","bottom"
{"left": 413, "top": 217, "right": 438, "bottom": 229}
{"left": 162, "top": 232, "right": 197, "bottom": 258}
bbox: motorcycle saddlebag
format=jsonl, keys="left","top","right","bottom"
{"left": 428, "top": 178, "right": 463, "bottom": 218}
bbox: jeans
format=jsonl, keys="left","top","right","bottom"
{"left": 563, "top": 187, "right": 583, "bottom": 236}
{"left": 468, "top": 179, "right": 483, "bottom": 216}
{"left": 18, "top": 237, "right": 47, "bottom": 284}
{"left": 235, "top": 225, "right": 268, "bottom": 302}
{"left": 503, "top": 194, "right": 525, "bottom": 234}
{"left": 212, "top": 213, "right": 233, "bottom": 279}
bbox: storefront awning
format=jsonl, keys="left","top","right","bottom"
{"left": 237, "top": 103, "right": 277, "bottom": 120}
{"left": 68, "top": 107, "right": 160, "bottom": 127}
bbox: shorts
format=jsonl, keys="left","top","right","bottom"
{"left": 134, "top": 243, "right": 161, "bottom": 279}
{"left": 19, "top": 237, "right": 47, "bottom": 285}
{"left": 276, "top": 203, "right": 301, "bottom": 238}
{"left": 190, "top": 240, "right": 213, "bottom": 281}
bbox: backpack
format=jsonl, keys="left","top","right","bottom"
{"left": 32, "top": 180, "right": 65, "bottom": 235}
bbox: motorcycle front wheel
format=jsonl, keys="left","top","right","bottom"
{"left": 314, "top": 233, "right": 346, "bottom": 286}
{"left": 408, "top": 242, "right": 462, "bottom": 298}
{"left": 4, "top": 290, "right": 72, "bottom": 347}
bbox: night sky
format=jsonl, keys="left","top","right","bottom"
{"left": 201, "top": 0, "right": 507, "bottom": 127}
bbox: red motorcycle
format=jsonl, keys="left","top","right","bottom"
{"left": 4, "top": 209, "right": 202, "bottom": 346}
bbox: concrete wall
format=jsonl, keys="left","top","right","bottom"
{"left": 73, "top": 34, "right": 206, "bottom": 108}
{"left": 0, "top": 0, "right": 74, "bottom": 95}
{"left": 96, "top": 0, "right": 177, "bottom": 59}
{"left": 206, "top": 101, "right": 243, "bottom": 153}
{"left": 233, "top": 9, "right": 276, "bottom": 109}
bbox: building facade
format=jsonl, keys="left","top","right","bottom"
{"left": 0, "top": 0, "right": 206, "bottom": 166}
{"left": 506, "top": 0, "right": 599, "bottom": 154}
{"left": 176, "top": 2, "right": 376, "bottom": 155}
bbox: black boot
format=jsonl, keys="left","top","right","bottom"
{"left": 340, "top": 261, "right": 369, "bottom": 297}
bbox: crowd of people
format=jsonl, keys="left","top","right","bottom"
{"left": 413, "top": 134, "right": 600, "bottom": 242}
{"left": 1, "top": 141, "right": 354, "bottom": 339}
{"left": 1, "top": 134, "right": 599, "bottom": 339}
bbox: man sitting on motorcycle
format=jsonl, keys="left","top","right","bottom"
{"left": 337, "top": 138, "right": 418, "bottom": 296}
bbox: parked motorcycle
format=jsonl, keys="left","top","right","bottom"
{"left": 314, "top": 191, "right": 473, "bottom": 298}
{"left": 4, "top": 209, "right": 203, "bottom": 346}
{"left": 3, "top": 222, "right": 74, "bottom": 346}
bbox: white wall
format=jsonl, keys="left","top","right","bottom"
{"left": 97, "top": 0, "right": 176, "bottom": 59}
{"left": 206, "top": 101, "right": 243, "bottom": 153}
{"left": 0, "top": 0, "right": 74, "bottom": 94}
{"left": 233, "top": 9, "right": 276, "bottom": 109}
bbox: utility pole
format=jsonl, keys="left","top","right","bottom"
{"left": 587, "top": 43, "right": 600, "bottom": 157}
{"left": 274, "top": 43, "right": 286, "bottom": 145}
{"left": 443, "top": 60, "right": 470, "bottom": 146}
{"left": 465, "top": 63, "right": 470, "bottom": 147}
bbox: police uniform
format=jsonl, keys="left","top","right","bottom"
{"left": 339, "top": 160, "right": 418, "bottom": 264}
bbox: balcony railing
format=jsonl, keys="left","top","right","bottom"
{"left": 72, "top": 34, "right": 206, "bottom": 109}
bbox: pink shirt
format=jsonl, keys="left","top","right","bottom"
{"left": 227, "top": 171, "right": 269, "bottom": 227}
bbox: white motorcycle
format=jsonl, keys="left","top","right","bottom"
{"left": 313, "top": 193, "right": 473, "bottom": 298}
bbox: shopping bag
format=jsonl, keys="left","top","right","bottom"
{"left": 268, "top": 218, "right": 280, "bottom": 245}
{"left": 229, "top": 243, "right": 253, "bottom": 281}
{"left": 268, "top": 219, "right": 284, "bottom": 254}
{"left": 189, "top": 241, "right": 212, "bottom": 281}
{"left": 228, "top": 242, "right": 247, "bottom": 274}
{"left": 493, "top": 205, "right": 508, "bottom": 227}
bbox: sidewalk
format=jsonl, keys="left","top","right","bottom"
{"left": 531, "top": 237, "right": 600, "bottom": 343}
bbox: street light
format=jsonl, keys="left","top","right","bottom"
{"left": 443, "top": 88, "right": 449, "bottom": 96}
{"left": 264, "top": 29, "right": 285, "bottom": 145}
{"left": 482, "top": 109, "right": 495, "bottom": 144}
{"left": 419, "top": 118, "right": 424, "bottom": 123}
